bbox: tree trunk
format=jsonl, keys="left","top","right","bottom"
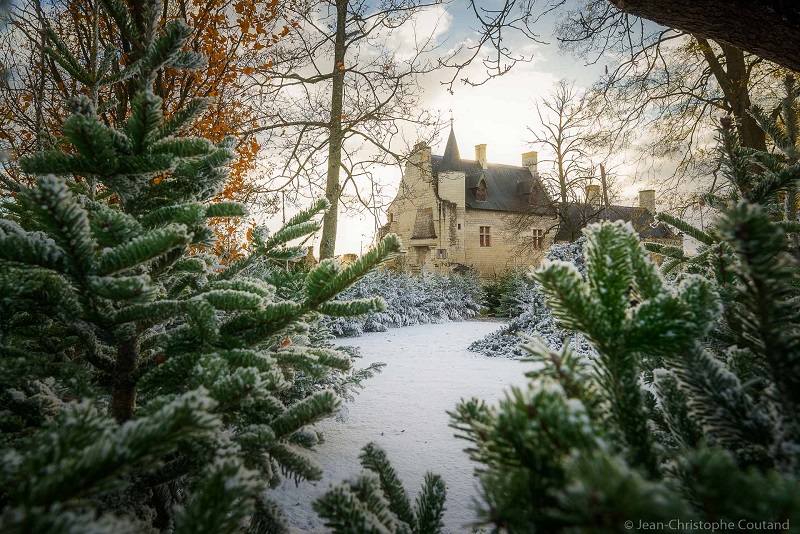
{"left": 695, "top": 37, "right": 766, "bottom": 151}
{"left": 557, "top": 150, "right": 567, "bottom": 205}
{"left": 721, "top": 44, "right": 766, "bottom": 152}
{"left": 608, "top": 0, "right": 800, "bottom": 72}
{"left": 112, "top": 336, "right": 139, "bottom": 423}
{"left": 600, "top": 163, "right": 610, "bottom": 219}
{"left": 124, "top": 0, "right": 148, "bottom": 45}
{"left": 318, "top": 0, "right": 348, "bottom": 260}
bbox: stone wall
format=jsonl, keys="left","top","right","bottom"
{"left": 453, "top": 210, "right": 555, "bottom": 276}
{"left": 385, "top": 144, "right": 439, "bottom": 273}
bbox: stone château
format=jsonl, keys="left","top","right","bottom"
{"left": 380, "top": 126, "right": 680, "bottom": 276}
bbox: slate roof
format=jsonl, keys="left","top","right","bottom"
{"left": 427, "top": 127, "right": 675, "bottom": 241}
{"left": 553, "top": 203, "right": 678, "bottom": 242}
{"left": 431, "top": 127, "right": 553, "bottom": 214}
{"left": 440, "top": 126, "right": 461, "bottom": 168}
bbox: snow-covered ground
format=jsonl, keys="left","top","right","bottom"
{"left": 273, "top": 320, "right": 531, "bottom": 533}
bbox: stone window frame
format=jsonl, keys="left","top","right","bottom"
{"left": 532, "top": 228, "right": 544, "bottom": 249}
{"left": 479, "top": 226, "right": 491, "bottom": 247}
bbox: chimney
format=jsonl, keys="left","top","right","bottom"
{"left": 586, "top": 184, "right": 602, "bottom": 209}
{"left": 475, "top": 144, "right": 487, "bottom": 169}
{"left": 522, "top": 151, "right": 538, "bottom": 174}
{"left": 639, "top": 189, "right": 656, "bottom": 213}
{"left": 412, "top": 141, "right": 431, "bottom": 161}
{"left": 409, "top": 141, "right": 432, "bottom": 182}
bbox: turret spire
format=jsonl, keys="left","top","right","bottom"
{"left": 441, "top": 121, "right": 460, "bottom": 167}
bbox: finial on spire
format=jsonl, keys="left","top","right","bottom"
{"left": 449, "top": 109, "right": 453, "bottom": 128}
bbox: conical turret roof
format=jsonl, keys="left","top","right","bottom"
{"left": 441, "top": 125, "right": 460, "bottom": 167}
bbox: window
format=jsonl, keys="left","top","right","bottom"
{"left": 457, "top": 223, "right": 461, "bottom": 230}
{"left": 436, "top": 248, "right": 447, "bottom": 259}
{"left": 479, "top": 226, "right": 491, "bottom": 247}
{"left": 532, "top": 228, "right": 544, "bottom": 249}
{"left": 475, "top": 186, "right": 487, "bottom": 201}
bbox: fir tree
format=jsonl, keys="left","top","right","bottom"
{"left": 0, "top": 0, "right": 401, "bottom": 531}
{"left": 445, "top": 80, "right": 800, "bottom": 532}
{"left": 314, "top": 443, "right": 447, "bottom": 534}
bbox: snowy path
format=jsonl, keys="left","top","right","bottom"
{"left": 273, "top": 320, "right": 531, "bottom": 533}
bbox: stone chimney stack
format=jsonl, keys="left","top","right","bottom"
{"left": 639, "top": 189, "right": 656, "bottom": 213}
{"left": 475, "top": 144, "right": 488, "bottom": 169}
{"left": 410, "top": 141, "right": 432, "bottom": 182}
{"left": 522, "top": 151, "right": 538, "bottom": 175}
{"left": 412, "top": 141, "right": 431, "bottom": 160}
{"left": 586, "top": 184, "right": 602, "bottom": 208}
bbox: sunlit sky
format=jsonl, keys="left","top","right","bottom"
{"left": 266, "top": 0, "right": 666, "bottom": 256}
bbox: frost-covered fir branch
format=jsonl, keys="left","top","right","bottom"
{"left": 314, "top": 443, "right": 446, "bottom": 534}
{"left": 446, "top": 81, "right": 800, "bottom": 532}
{"left": 469, "top": 239, "right": 594, "bottom": 360}
{"left": 0, "top": 1, "right": 403, "bottom": 531}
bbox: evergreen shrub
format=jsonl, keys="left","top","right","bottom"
{"left": 0, "top": 1, "right": 401, "bottom": 530}
{"left": 482, "top": 268, "right": 528, "bottom": 317}
{"left": 469, "top": 239, "right": 591, "bottom": 359}
{"left": 450, "top": 79, "right": 800, "bottom": 531}
{"left": 324, "top": 270, "right": 483, "bottom": 337}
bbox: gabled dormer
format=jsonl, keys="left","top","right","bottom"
{"left": 472, "top": 175, "right": 488, "bottom": 202}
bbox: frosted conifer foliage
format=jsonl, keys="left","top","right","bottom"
{"left": 469, "top": 238, "right": 592, "bottom": 359}
{"left": 325, "top": 270, "right": 482, "bottom": 337}
{"left": 0, "top": 1, "right": 402, "bottom": 530}
{"left": 448, "top": 78, "right": 800, "bottom": 531}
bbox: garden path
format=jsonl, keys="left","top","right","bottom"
{"left": 274, "top": 320, "right": 529, "bottom": 533}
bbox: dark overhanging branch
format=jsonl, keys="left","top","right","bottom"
{"left": 607, "top": 0, "right": 800, "bottom": 72}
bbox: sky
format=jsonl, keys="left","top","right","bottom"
{"left": 266, "top": 0, "right": 652, "bottom": 256}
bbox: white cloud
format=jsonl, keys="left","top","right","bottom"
{"left": 379, "top": 5, "right": 453, "bottom": 62}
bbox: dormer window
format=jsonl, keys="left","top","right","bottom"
{"left": 474, "top": 176, "right": 488, "bottom": 201}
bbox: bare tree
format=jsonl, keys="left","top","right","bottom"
{"left": 446, "top": 1, "right": 791, "bottom": 208}
{"left": 240, "top": 0, "right": 447, "bottom": 259}
{"left": 437, "top": 0, "right": 561, "bottom": 92}
{"left": 506, "top": 79, "right": 620, "bottom": 245}
{"left": 451, "top": 0, "right": 800, "bottom": 79}
{"left": 530, "top": 79, "right": 594, "bottom": 206}
{"left": 556, "top": 2, "right": 786, "bottom": 175}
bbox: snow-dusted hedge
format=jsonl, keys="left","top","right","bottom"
{"left": 325, "top": 270, "right": 483, "bottom": 337}
{"left": 483, "top": 268, "right": 531, "bottom": 317}
{"left": 470, "top": 239, "right": 595, "bottom": 359}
